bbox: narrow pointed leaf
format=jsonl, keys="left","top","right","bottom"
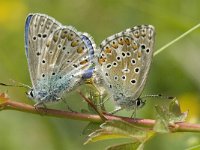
{"left": 85, "top": 120, "right": 154, "bottom": 144}
{"left": 82, "top": 122, "right": 101, "bottom": 135}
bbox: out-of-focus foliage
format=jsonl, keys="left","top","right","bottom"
{"left": 0, "top": 0, "right": 200, "bottom": 150}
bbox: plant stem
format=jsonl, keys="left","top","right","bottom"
{"left": 154, "top": 23, "right": 200, "bottom": 56}
{"left": 0, "top": 93, "right": 200, "bottom": 132}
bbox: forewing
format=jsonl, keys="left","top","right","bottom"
{"left": 98, "top": 25, "right": 155, "bottom": 99}
{"left": 25, "top": 13, "right": 62, "bottom": 88}
{"left": 40, "top": 27, "right": 95, "bottom": 91}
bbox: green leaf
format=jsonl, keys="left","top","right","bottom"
{"left": 84, "top": 129, "right": 130, "bottom": 144}
{"left": 153, "top": 105, "right": 170, "bottom": 133}
{"left": 106, "top": 141, "right": 144, "bottom": 150}
{"left": 153, "top": 98, "right": 188, "bottom": 133}
{"left": 81, "top": 109, "right": 90, "bottom": 114}
{"left": 168, "top": 98, "right": 188, "bottom": 123}
{"left": 100, "top": 120, "right": 148, "bottom": 140}
{"left": 186, "top": 144, "right": 200, "bottom": 150}
{"left": 85, "top": 90, "right": 100, "bottom": 114}
{"left": 82, "top": 122, "right": 101, "bottom": 135}
{"left": 84, "top": 120, "right": 154, "bottom": 144}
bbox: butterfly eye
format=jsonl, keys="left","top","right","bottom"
{"left": 27, "top": 89, "right": 34, "bottom": 98}
{"left": 135, "top": 99, "right": 145, "bottom": 108}
{"left": 30, "top": 91, "right": 33, "bottom": 97}
{"left": 136, "top": 99, "right": 140, "bottom": 106}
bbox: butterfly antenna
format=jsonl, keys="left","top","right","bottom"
{"left": 141, "top": 94, "right": 174, "bottom": 100}
{"left": 0, "top": 80, "right": 31, "bottom": 89}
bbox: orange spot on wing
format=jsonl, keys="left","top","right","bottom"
{"left": 80, "top": 59, "right": 88, "bottom": 65}
{"left": 77, "top": 46, "right": 84, "bottom": 53}
{"left": 98, "top": 57, "right": 106, "bottom": 65}
{"left": 104, "top": 46, "right": 112, "bottom": 53}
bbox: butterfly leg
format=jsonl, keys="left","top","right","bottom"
{"left": 61, "top": 98, "right": 76, "bottom": 113}
{"left": 109, "top": 106, "right": 122, "bottom": 114}
{"left": 34, "top": 101, "right": 48, "bottom": 115}
{"left": 130, "top": 106, "right": 137, "bottom": 118}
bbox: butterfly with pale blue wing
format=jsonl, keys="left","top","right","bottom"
{"left": 25, "top": 13, "right": 96, "bottom": 107}
{"left": 94, "top": 25, "right": 155, "bottom": 113}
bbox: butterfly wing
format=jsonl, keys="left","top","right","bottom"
{"left": 25, "top": 13, "right": 62, "bottom": 89}
{"left": 98, "top": 25, "right": 155, "bottom": 101}
{"left": 36, "top": 26, "right": 96, "bottom": 95}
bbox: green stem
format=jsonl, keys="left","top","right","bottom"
{"left": 154, "top": 23, "right": 200, "bottom": 56}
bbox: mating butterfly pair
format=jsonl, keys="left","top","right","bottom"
{"left": 25, "top": 13, "right": 155, "bottom": 112}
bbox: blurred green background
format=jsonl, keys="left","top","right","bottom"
{"left": 0, "top": 0, "right": 200, "bottom": 149}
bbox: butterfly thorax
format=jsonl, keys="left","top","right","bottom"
{"left": 28, "top": 73, "right": 80, "bottom": 103}
{"left": 28, "top": 89, "right": 60, "bottom": 103}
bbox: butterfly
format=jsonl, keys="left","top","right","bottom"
{"left": 25, "top": 13, "right": 95, "bottom": 107}
{"left": 94, "top": 25, "right": 155, "bottom": 113}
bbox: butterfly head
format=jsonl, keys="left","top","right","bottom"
{"left": 26, "top": 89, "right": 35, "bottom": 100}
{"left": 114, "top": 93, "right": 146, "bottom": 110}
